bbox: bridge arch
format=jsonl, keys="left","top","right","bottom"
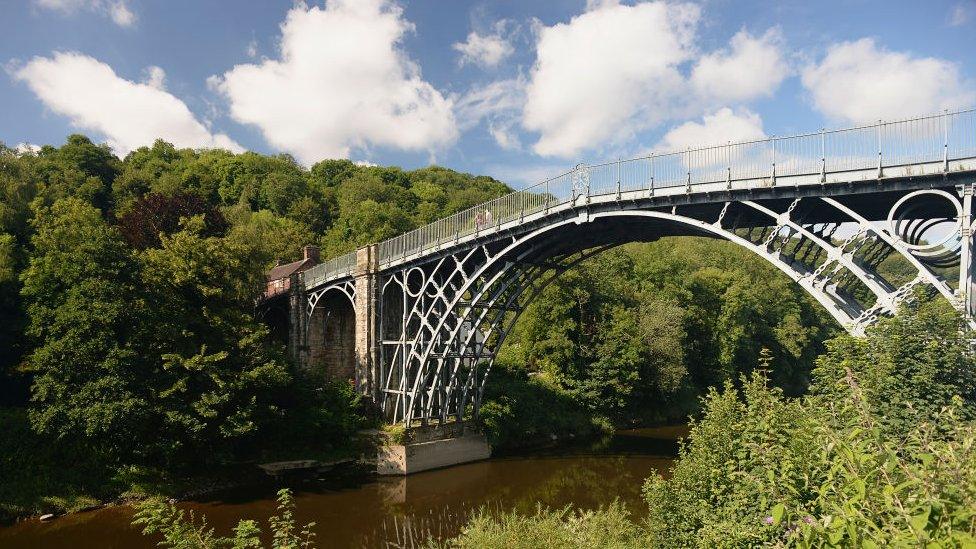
{"left": 380, "top": 190, "right": 966, "bottom": 425}
{"left": 306, "top": 281, "right": 357, "bottom": 382}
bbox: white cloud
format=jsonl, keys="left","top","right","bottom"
{"left": 488, "top": 119, "right": 521, "bottom": 150}
{"left": 142, "top": 65, "right": 166, "bottom": 90}
{"left": 801, "top": 38, "right": 975, "bottom": 124}
{"left": 655, "top": 107, "right": 766, "bottom": 151}
{"left": 210, "top": 0, "right": 457, "bottom": 165}
{"left": 15, "top": 143, "right": 41, "bottom": 155}
{"left": 949, "top": 3, "right": 972, "bottom": 26}
{"left": 455, "top": 78, "right": 523, "bottom": 130}
{"left": 246, "top": 40, "right": 258, "bottom": 58}
{"left": 33, "top": 0, "right": 136, "bottom": 27}
{"left": 453, "top": 24, "right": 515, "bottom": 69}
{"left": 691, "top": 28, "right": 788, "bottom": 104}
{"left": 522, "top": 1, "right": 700, "bottom": 157}
{"left": 108, "top": 1, "right": 134, "bottom": 26}
{"left": 12, "top": 52, "right": 242, "bottom": 156}
{"left": 455, "top": 78, "right": 525, "bottom": 150}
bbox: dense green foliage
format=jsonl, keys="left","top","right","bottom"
{"left": 0, "top": 135, "right": 510, "bottom": 519}
{"left": 445, "top": 302, "right": 976, "bottom": 547}
{"left": 496, "top": 238, "right": 837, "bottom": 431}
{"left": 477, "top": 364, "right": 610, "bottom": 449}
{"left": 5, "top": 131, "right": 968, "bottom": 549}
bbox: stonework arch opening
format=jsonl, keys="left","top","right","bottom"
{"left": 307, "top": 290, "right": 356, "bottom": 382}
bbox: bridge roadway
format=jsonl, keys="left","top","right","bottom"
{"left": 283, "top": 110, "right": 976, "bottom": 427}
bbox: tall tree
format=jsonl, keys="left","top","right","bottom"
{"left": 21, "top": 198, "right": 149, "bottom": 458}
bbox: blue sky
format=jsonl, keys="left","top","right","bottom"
{"left": 1, "top": 0, "right": 975, "bottom": 187}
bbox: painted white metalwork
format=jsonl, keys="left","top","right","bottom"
{"left": 372, "top": 109, "right": 976, "bottom": 269}
{"left": 295, "top": 109, "right": 976, "bottom": 425}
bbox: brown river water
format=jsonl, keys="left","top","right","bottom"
{"left": 0, "top": 425, "right": 686, "bottom": 548}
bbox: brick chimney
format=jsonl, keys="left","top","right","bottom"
{"left": 303, "top": 245, "right": 320, "bottom": 264}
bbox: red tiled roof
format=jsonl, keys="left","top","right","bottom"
{"left": 267, "top": 258, "right": 315, "bottom": 281}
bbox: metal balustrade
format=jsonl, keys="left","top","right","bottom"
{"left": 307, "top": 109, "right": 976, "bottom": 284}
{"left": 302, "top": 250, "right": 357, "bottom": 288}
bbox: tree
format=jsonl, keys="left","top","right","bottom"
{"left": 32, "top": 135, "right": 119, "bottom": 212}
{"left": 809, "top": 297, "right": 976, "bottom": 438}
{"left": 117, "top": 192, "right": 228, "bottom": 250}
{"left": 139, "top": 217, "right": 292, "bottom": 465}
{"left": 21, "top": 198, "right": 150, "bottom": 457}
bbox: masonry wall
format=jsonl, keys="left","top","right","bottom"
{"left": 306, "top": 292, "right": 356, "bottom": 382}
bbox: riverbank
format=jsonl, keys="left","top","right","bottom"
{"left": 0, "top": 406, "right": 373, "bottom": 524}
{"left": 0, "top": 426, "right": 684, "bottom": 548}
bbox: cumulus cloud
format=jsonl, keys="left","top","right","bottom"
{"left": 33, "top": 0, "right": 136, "bottom": 27}
{"left": 11, "top": 52, "right": 242, "bottom": 155}
{"left": 801, "top": 38, "right": 975, "bottom": 124}
{"left": 210, "top": 0, "right": 457, "bottom": 165}
{"left": 453, "top": 24, "right": 515, "bottom": 69}
{"left": 691, "top": 28, "right": 788, "bottom": 104}
{"left": 655, "top": 107, "right": 766, "bottom": 151}
{"left": 523, "top": 1, "right": 700, "bottom": 157}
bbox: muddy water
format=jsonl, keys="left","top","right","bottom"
{"left": 0, "top": 425, "right": 686, "bottom": 548}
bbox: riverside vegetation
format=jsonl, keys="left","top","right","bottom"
{"left": 131, "top": 300, "right": 975, "bottom": 548}
{"left": 0, "top": 136, "right": 831, "bottom": 521}
{"left": 2, "top": 136, "right": 965, "bottom": 546}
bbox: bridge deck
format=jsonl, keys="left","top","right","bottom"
{"left": 303, "top": 110, "right": 976, "bottom": 290}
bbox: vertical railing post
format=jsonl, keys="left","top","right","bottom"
{"left": 944, "top": 109, "right": 950, "bottom": 173}
{"left": 616, "top": 158, "right": 621, "bottom": 200}
{"left": 726, "top": 142, "right": 732, "bottom": 191}
{"left": 585, "top": 164, "right": 590, "bottom": 204}
{"left": 649, "top": 155, "right": 655, "bottom": 197}
{"left": 571, "top": 168, "right": 578, "bottom": 205}
{"left": 877, "top": 119, "right": 884, "bottom": 179}
{"left": 820, "top": 128, "right": 826, "bottom": 183}
{"left": 685, "top": 149, "right": 692, "bottom": 193}
{"left": 545, "top": 179, "right": 550, "bottom": 214}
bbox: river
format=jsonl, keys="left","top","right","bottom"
{"left": 0, "top": 425, "right": 685, "bottom": 548}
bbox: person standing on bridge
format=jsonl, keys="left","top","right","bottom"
{"left": 483, "top": 208, "right": 493, "bottom": 227}
{"left": 475, "top": 209, "right": 485, "bottom": 230}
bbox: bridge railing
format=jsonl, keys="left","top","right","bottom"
{"left": 364, "top": 109, "right": 975, "bottom": 271}
{"left": 302, "top": 250, "right": 357, "bottom": 287}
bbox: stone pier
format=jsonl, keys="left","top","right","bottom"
{"left": 377, "top": 423, "right": 492, "bottom": 475}
{"left": 354, "top": 244, "right": 381, "bottom": 398}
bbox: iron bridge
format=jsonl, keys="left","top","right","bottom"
{"left": 286, "top": 110, "right": 976, "bottom": 426}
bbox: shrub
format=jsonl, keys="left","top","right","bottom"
{"left": 134, "top": 488, "right": 316, "bottom": 549}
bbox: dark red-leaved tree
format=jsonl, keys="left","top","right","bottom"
{"left": 117, "top": 192, "right": 228, "bottom": 249}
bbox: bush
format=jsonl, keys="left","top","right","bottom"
{"left": 446, "top": 304, "right": 976, "bottom": 548}
{"left": 477, "top": 364, "right": 609, "bottom": 450}
{"left": 134, "top": 488, "right": 316, "bottom": 549}
{"left": 439, "top": 502, "right": 646, "bottom": 549}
